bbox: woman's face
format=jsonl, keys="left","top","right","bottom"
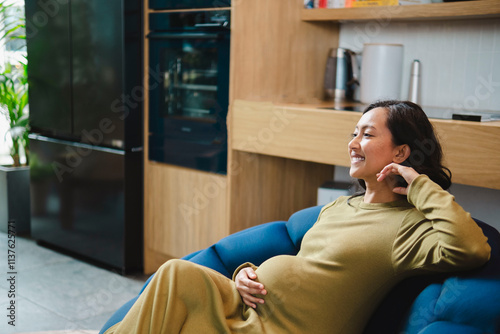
{"left": 348, "top": 107, "right": 399, "bottom": 181}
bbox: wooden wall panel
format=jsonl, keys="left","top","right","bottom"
{"left": 144, "top": 163, "right": 228, "bottom": 273}
{"left": 230, "top": 0, "right": 339, "bottom": 104}
{"left": 433, "top": 120, "right": 500, "bottom": 190}
{"left": 229, "top": 150, "right": 335, "bottom": 233}
{"left": 226, "top": 1, "right": 340, "bottom": 235}
{"left": 231, "top": 100, "right": 357, "bottom": 166}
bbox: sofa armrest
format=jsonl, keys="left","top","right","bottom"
{"left": 186, "top": 221, "right": 297, "bottom": 278}
{"left": 286, "top": 205, "right": 323, "bottom": 249}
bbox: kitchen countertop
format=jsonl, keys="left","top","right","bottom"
{"left": 318, "top": 103, "right": 500, "bottom": 122}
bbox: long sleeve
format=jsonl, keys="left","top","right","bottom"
{"left": 392, "top": 175, "right": 491, "bottom": 274}
{"left": 232, "top": 262, "right": 258, "bottom": 281}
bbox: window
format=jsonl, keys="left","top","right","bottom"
{"left": 0, "top": 0, "right": 26, "bottom": 165}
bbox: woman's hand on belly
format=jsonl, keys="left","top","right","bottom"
{"left": 235, "top": 267, "right": 268, "bottom": 309}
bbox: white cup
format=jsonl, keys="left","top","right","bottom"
{"left": 360, "top": 43, "right": 404, "bottom": 104}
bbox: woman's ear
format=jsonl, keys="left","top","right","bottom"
{"left": 393, "top": 144, "right": 411, "bottom": 164}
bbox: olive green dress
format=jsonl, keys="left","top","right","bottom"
{"left": 105, "top": 175, "right": 491, "bottom": 333}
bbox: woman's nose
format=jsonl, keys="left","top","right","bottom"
{"left": 348, "top": 136, "right": 359, "bottom": 150}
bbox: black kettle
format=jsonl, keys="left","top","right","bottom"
{"left": 324, "top": 47, "right": 360, "bottom": 102}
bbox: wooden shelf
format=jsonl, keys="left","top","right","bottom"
{"left": 231, "top": 100, "right": 500, "bottom": 190}
{"left": 301, "top": 0, "right": 500, "bottom": 22}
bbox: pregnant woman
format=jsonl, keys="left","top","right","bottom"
{"left": 104, "top": 100, "right": 490, "bottom": 334}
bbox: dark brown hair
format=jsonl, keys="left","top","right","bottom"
{"left": 357, "top": 100, "right": 452, "bottom": 190}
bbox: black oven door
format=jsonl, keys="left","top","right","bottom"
{"left": 148, "top": 24, "right": 229, "bottom": 173}
{"left": 149, "top": 0, "right": 231, "bottom": 10}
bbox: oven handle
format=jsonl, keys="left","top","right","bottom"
{"left": 147, "top": 32, "right": 221, "bottom": 39}
{"left": 194, "top": 22, "right": 228, "bottom": 28}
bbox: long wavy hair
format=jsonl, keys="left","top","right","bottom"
{"left": 354, "top": 100, "right": 452, "bottom": 192}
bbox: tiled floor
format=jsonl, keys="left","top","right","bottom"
{"left": 0, "top": 232, "right": 148, "bottom": 333}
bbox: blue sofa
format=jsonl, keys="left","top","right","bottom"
{"left": 100, "top": 206, "right": 500, "bottom": 334}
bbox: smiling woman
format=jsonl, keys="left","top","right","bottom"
{"left": 102, "top": 100, "right": 491, "bottom": 334}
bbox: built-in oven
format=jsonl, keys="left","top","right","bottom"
{"left": 149, "top": 0, "right": 230, "bottom": 10}
{"left": 148, "top": 10, "right": 230, "bottom": 173}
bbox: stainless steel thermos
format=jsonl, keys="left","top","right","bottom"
{"left": 408, "top": 59, "right": 421, "bottom": 104}
{"left": 324, "top": 47, "right": 360, "bottom": 102}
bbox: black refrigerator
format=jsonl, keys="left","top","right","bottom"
{"left": 25, "top": 0, "right": 143, "bottom": 273}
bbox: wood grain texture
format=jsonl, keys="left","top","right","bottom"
{"left": 144, "top": 247, "right": 173, "bottom": 274}
{"left": 226, "top": 0, "right": 339, "bottom": 236}
{"left": 433, "top": 119, "right": 500, "bottom": 190}
{"left": 231, "top": 100, "right": 357, "bottom": 166}
{"left": 230, "top": 0, "right": 339, "bottom": 104}
{"left": 301, "top": 0, "right": 500, "bottom": 22}
{"left": 144, "top": 163, "right": 228, "bottom": 270}
{"left": 231, "top": 100, "right": 500, "bottom": 190}
{"left": 228, "top": 150, "right": 334, "bottom": 233}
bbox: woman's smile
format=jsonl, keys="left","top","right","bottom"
{"left": 350, "top": 154, "right": 365, "bottom": 164}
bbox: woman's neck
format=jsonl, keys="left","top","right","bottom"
{"left": 363, "top": 177, "right": 403, "bottom": 203}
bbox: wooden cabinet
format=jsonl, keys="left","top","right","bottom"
{"left": 144, "top": 163, "right": 228, "bottom": 273}
{"left": 142, "top": 3, "right": 231, "bottom": 273}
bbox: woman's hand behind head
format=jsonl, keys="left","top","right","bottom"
{"left": 377, "top": 163, "right": 420, "bottom": 195}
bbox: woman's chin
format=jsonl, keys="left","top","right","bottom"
{"left": 349, "top": 167, "right": 360, "bottom": 179}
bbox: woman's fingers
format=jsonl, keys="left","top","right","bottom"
{"left": 241, "top": 291, "right": 266, "bottom": 308}
{"left": 239, "top": 283, "right": 267, "bottom": 308}
{"left": 235, "top": 267, "right": 267, "bottom": 308}
{"left": 378, "top": 163, "right": 419, "bottom": 185}
{"left": 377, "top": 163, "right": 420, "bottom": 195}
{"left": 377, "top": 163, "right": 401, "bottom": 181}
{"left": 239, "top": 280, "right": 266, "bottom": 295}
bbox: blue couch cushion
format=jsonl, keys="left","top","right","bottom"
{"left": 184, "top": 245, "right": 231, "bottom": 277}
{"left": 417, "top": 321, "right": 487, "bottom": 334}
{"left": 403, "top": 283, "right": 442, "bottom": 333}
{"left": 365, "top": 219, "right": 500, "bottom": 334}
{"left": 436, "top": 278, "right": 500, "bottom": 333}
{"left": 397, "top": 220, "right": 500, "bottom": 334}
{"left": 286, "top": 205, "right": 322, "bottom": 250}
{"left": 215, "top": 221, "right": 297, "bottom": 276}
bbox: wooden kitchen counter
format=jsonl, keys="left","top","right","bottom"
{"left": 231, "top": 100, "right": 500, "bottom": 190}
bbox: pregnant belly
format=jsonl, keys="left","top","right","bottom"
{"left": 255, "top": 255, "right": 307, "bottom": 296}
{"left": 253, "top": 255, "right": 339, "bottom": 331}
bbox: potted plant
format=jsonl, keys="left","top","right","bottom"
{"left": 1, "top": 61, "right": 29, "bottom": 166}
{"left": 0, "top": 0, "right": 30, "bottom": 235}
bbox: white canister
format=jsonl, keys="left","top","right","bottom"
{"left": 360, "top": 43, "right": 404, "bottom": 104}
